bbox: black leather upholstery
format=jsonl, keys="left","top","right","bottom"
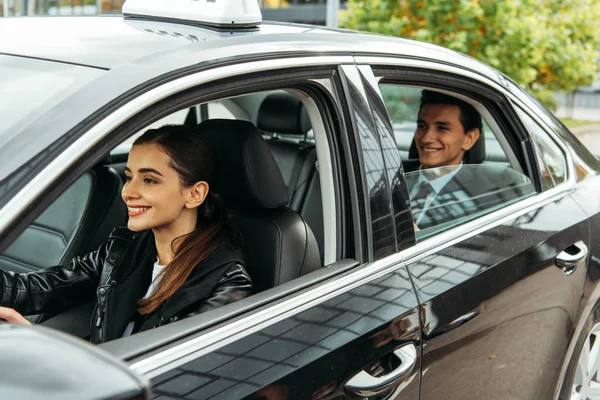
{"left": 408, "top": 128, "right": 486, "bottom": 164}
{"left": 0, "top": 165, "right": 126, "bottom": 324}
{"left": 257, "top": 92, "right": 311, "bottom": 137}
{"left": 268, "top": 140, "right": 309, "bottom": 188}
{"left": 257, "top": 93, "right": 325, "bottom": 259}
{"left": 287, "top": 150, "right": 324, "bottom": 258}
{"left": 0, "top": 166, "right": 126, "bottom": 274}
{"left": 197, "top": 119, "right": 321, "bottom": 293}
{"left": 199, "top": 119, "right": 289, "bottom": 211}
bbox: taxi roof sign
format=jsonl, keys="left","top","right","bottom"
{"left": 122, "top": 0, "right": 262, "bottom": 29}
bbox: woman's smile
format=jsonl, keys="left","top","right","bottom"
{"left": 127, "top": 205, "right": 152, "bottom": 217}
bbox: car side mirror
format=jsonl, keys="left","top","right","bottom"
{"left": 0, "top": 323, "right": 151, "bottom": 400}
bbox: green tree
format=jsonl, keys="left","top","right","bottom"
{"left": 341, "top": 0, "right": 600, "bottom": 110}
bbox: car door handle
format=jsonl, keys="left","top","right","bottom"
{"left": 555, "top": 241, "right": 588, "bottom": 276}
{"left": 345, "top": 343, "right": 417, "bottom": 397}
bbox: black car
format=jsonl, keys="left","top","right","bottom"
{"left": 1, "top": 2, "right": 599, "bottom": 399}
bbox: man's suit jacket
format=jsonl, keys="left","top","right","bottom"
{"left": 405, "top": 165, "right": 535, "bottom": 230}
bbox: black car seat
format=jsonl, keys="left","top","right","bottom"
{"left": 197, "top": 119, "right": 321, "bottom": 293}
{"left": 0, "top": 162, "right": 127, "bottom": 323}
{"left": 257, "top": 93, "right": 325, "bottom": 259}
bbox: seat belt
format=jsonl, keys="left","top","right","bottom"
{"left": 287, "top": 145, "right": 314, "bottom": 203}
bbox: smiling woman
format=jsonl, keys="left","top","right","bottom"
{"left": 0, "top": 125, "right": 252, "bottom": 343}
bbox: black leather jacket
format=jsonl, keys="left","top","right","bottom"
{"left": 0, "top": 228, "right": 252, "bottom": 343}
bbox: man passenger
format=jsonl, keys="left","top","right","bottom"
{"left": 407, "top": 90, "right": 483, "bottom": 229}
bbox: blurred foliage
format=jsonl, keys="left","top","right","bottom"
{"left": 379, "top": 85, "right": 421, "bottom": 121}
{"left": 260, "top": 0, "right": 290, "bottom": 7}
{"left": 341, "top": 0, "right": 600, "bottom": 111}
{"left": 560, "top": 117, "right": 599, "bottom": 129}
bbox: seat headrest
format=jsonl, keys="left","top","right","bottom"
{"left": 195, "top": 119, "right": 289, "bottom": 210}
{"left": 257, "top": 92, "right": 311, "bottom": 137}
{"left": 408, "top": 129, "right": 486, "bottom": 164}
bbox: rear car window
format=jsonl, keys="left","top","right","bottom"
{"left": 377, "top": 84, "right": 536, "bottom": 241}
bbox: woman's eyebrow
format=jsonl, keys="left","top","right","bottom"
{"left": 124, "top": 166, "right": 164, "bottom": 177}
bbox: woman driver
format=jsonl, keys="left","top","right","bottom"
{"left": 0, "top": 125, "right": 252, "bottom": 343}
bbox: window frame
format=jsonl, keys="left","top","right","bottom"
{"left": 514, "top": 106, "right": 568, "bottom": 190}
{"left": 371, "top": 66, "right": 539, "bottom": 184}
{"left": 347, "top": 59, "right": 578, "bottom": 285}
{"left": 365, "top": 65, "right": 541, "bottom": 235}
{"left": 344, "top": 60, "right": 580, "bottom": 251}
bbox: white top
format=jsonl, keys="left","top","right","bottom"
{"left": 122, "top": 258, "right": 166, "bottom": 338}
{"left": 144, "top": 259, "right": 166, "bottom": 299}
{"left": 409, "top": 164, "right": 462, "bottom": 226}
{"left": 122, "top": 0, "right": 262, "bottom": 27}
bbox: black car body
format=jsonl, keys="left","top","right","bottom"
{"left": 1, "top": 8, "right": 600, "bottom": 400}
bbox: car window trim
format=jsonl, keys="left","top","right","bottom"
{"left": 127, "top": 255, "right": 409, "bottom": 378}
{"left": 512, "top": 103, "right": 572, "bottom": 183}
{"left": 0, "top": 56, "right": 387, "bottom": 374}
{"left": 339, "top": 64, "right": 388, "bottom": 261}
{"left": 101, "top": 257, "right": 361, "bottom": 362}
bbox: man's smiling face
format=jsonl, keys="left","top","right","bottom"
{"left": 415, "top": 103, "right": 480, "bottom": 169}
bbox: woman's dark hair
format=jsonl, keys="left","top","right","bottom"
{"left": 419, "top": 90, "right": 483, "bottom": 135}
{"left": 133, "top": 125, "right": 241, "bottom": 315}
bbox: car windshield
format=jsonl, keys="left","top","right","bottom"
{"left": 0, "top": 55, "right": 103, "bottom": 205}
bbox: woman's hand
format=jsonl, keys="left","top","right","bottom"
{"left": 0, "top": 306, "right": 31, "bottom": 325}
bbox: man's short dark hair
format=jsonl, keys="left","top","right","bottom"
{"left": 419, "top": 90, "right": 483, "bottom": 134}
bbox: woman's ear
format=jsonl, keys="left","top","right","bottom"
{"left": 185, "top": 181, "right": 209, "bottom": 209}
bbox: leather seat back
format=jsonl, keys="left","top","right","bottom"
{"left": 257, "top": 93, "right": 325, "bottom": 258}
{"left": 197, "top": 119, "right": 321, "bottom": 293}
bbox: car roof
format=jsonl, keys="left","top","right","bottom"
{"left": 0, "top": 16, "right": 501, "bottom": 83}
{"left": 0, "top": 16, "right": 310, "bottom": 68}
{"left": 0, "top": 15, "right": 507, "bottom": 188}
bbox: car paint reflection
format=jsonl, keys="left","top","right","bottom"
{"left": 407, "top": 194, "right": 589, "bottom": 399}
{"left": 151, "top": 268, "right": 421, "bottom": 400}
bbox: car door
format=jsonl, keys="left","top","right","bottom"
{"left": 87, "top": 63, "right": 423, "bottom": 400}
{"left": 358, "top": 60, "right": 591, "bottom": 399}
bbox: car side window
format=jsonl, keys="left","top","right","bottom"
{"left": 0, "top": 84, "right": 340, "bottom": 341}
{"left": 377, "top": 84, "right": 536, "bottom": 240}
{"left": 111, "top": 89, "right": 329, "bottom": 265}
{"left": 379, "top": 85, "right": 509, "bottom": 164}
{"left": 516, "top": 109, "right": 567, "bottom": 190}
